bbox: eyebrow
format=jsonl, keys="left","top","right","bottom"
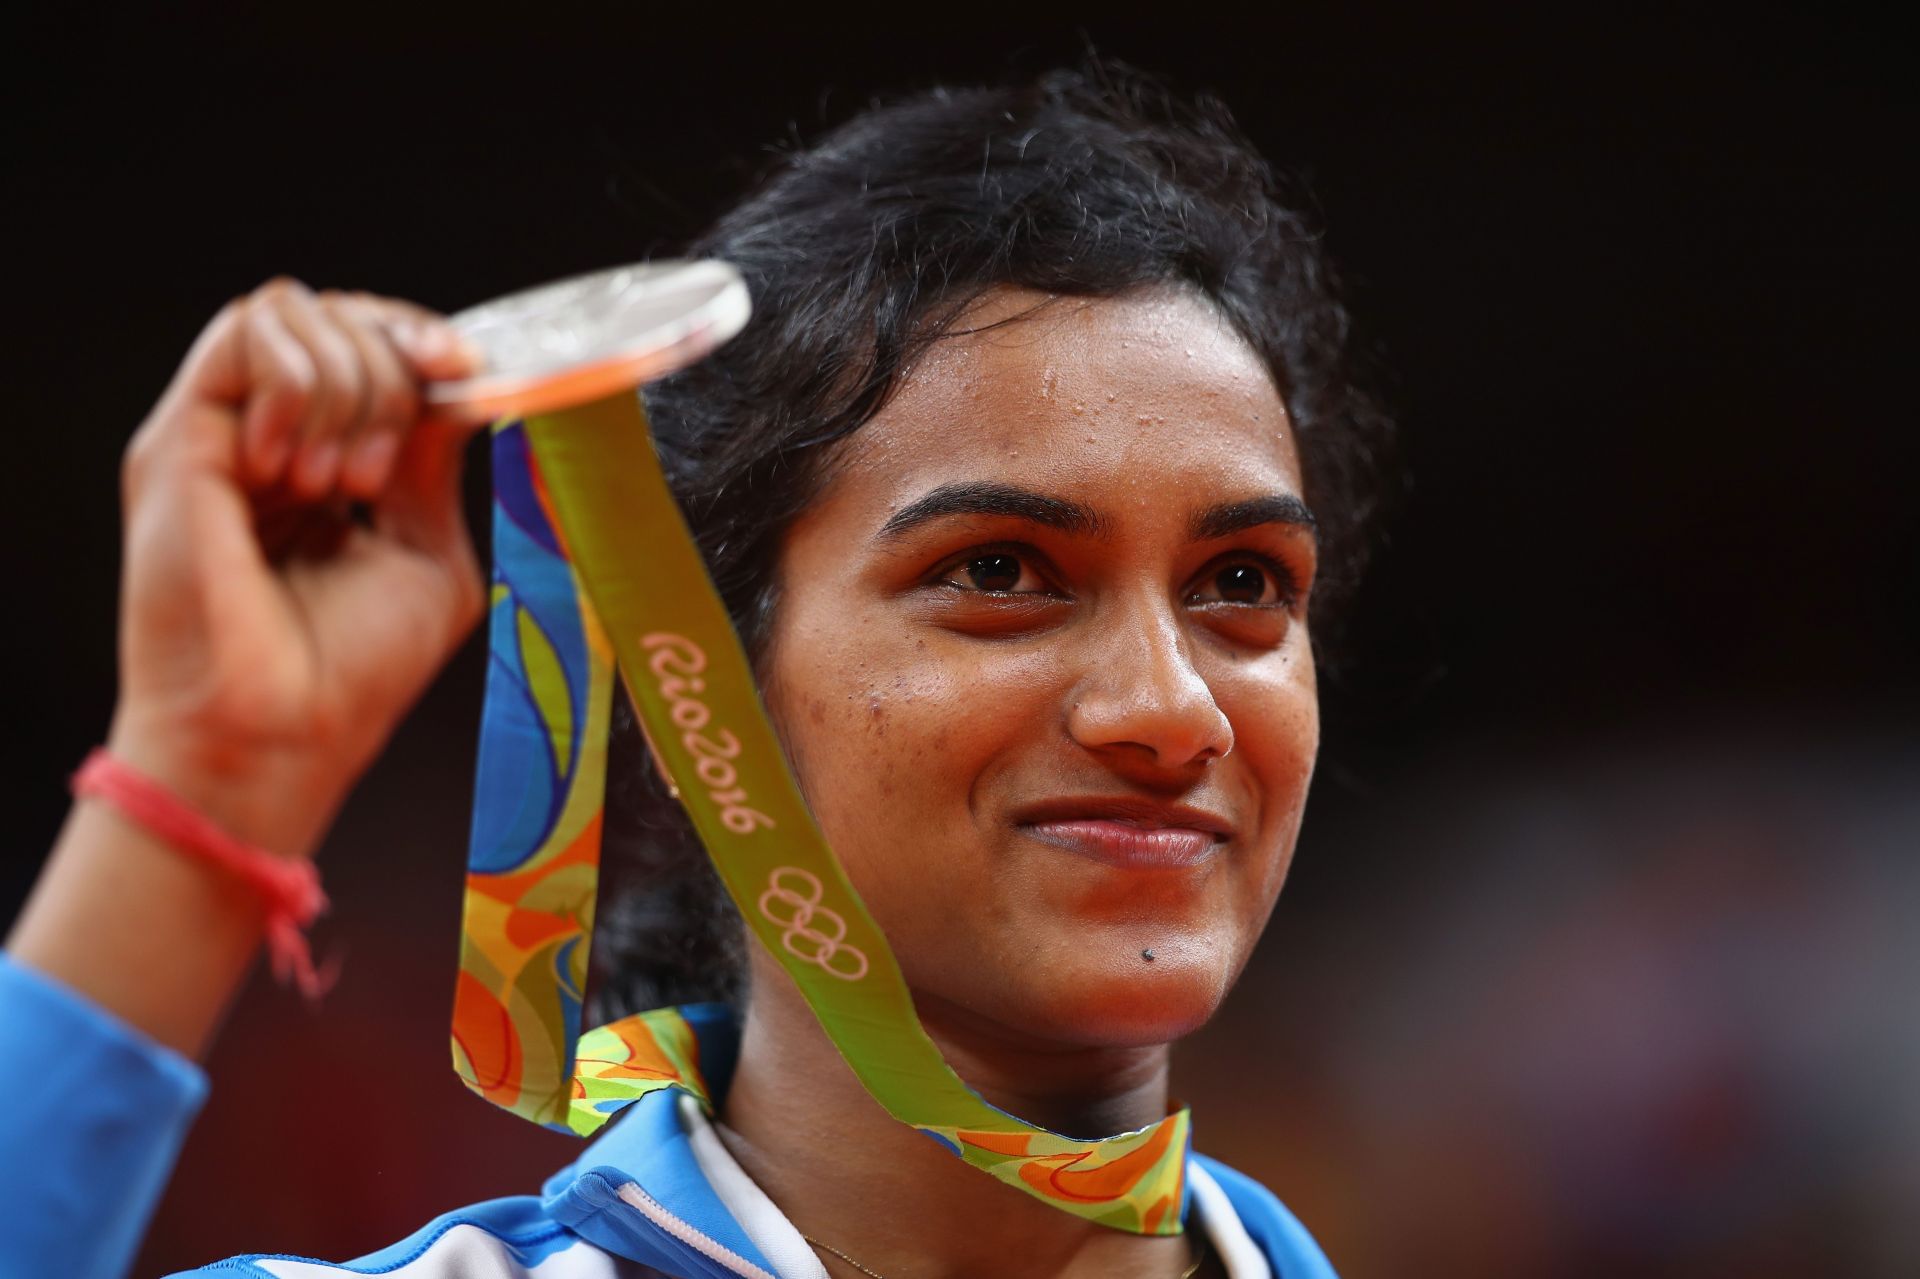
{"left": 876, "top": 481, "right": 1317, "bottom": 543}
{"left": 1189, "top": 494, "right": 1318, "bottom": 541}
{"left": 877, "top": 481, "right": 1112, "bottom": 540}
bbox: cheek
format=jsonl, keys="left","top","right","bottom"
{"left": 766, "top": 618, "right": 1037, "bottom": 859}
{"left": 1217, "top": 646, "right": 1320, "bottom": 886}
{"left": 1245, "top": 662, "right": 1319, "bottom": 797}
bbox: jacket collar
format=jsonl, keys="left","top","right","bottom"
{"left": 535, "top": 1004, "right": 1275, "bottom": 1279}
{"left": 541, "top": 1003, "right": 773, "bottom": 1277}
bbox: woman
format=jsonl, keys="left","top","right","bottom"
{"left": 1, "top": 64, "right": 1384, "bottom": 1278}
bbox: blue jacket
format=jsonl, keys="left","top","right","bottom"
{"left": 0, "top": 954, "right": 1337, "bottom": 1278}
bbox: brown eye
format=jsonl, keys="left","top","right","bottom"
{"left": 964, "top": 553, "right": 1024, "bottom": 591}
{"left": 1189, "top": 559, "right": 1288, "bottom": 607}
{"left": 1214, "top": 564, "right": 1268, "bottom": 603}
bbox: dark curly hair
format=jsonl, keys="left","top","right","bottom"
{"left": 585, "top": 61, "right": 1392, "bottom": 1023}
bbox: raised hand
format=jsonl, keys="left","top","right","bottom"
{"left": 10, "top": 278, "right": 491, "bottom": 1054}
{"left": 111, "top": 279, "right": 488, "bottom": 857}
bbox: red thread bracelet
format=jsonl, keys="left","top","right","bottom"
{"left": 70, "top": 748, "right": 332, "bottom": 998}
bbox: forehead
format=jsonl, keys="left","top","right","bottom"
{"left": 826, "top": 285, "right": 1302, "bottom": 516}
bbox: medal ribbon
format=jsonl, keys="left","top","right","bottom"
{"left": 454, "top": 391, "right": 1189, "bottom": 1235}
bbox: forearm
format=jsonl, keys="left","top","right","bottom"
{"left": 5, "top": 720, "right": 341, "bottom": 1060}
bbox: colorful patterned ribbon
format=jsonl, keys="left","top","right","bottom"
{"left": 454, "top": 391, "right": 1189, "bottom": 1234}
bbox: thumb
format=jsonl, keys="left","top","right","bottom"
{"left": 372, "top": 411, "right": 488, "bottom": 636}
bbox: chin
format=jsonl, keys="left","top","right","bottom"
{"left": 986, "top": 942, "right": 1236, "bottom": 1050}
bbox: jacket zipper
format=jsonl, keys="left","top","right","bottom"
{"left": 614, "top": 1180, "right": 782, "bottom": 1279}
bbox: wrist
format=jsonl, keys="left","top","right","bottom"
{"left": 104, "top": 707, "right": 346, "bottom": 861}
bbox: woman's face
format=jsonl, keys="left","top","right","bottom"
{"left": 762, "top": 285, "right": 1318, "bottom": 1050}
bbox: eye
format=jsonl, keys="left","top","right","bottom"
{"left": 1187, "top": 558, "right": 1291, "bottom": 608}
{"left": 942, "top": 550, "right": 1048, "bottom": 593}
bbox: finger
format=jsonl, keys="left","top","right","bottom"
{"left": 268, "top": 282, "right": 367, "bottom": 499}
{"left": 122, "top": 298, "right": 249, "bottom": 506}
{"left": 376, "top": 411, "right": 475, "bottom": 552}
{"left": 164, "top": 295, "right": 251, "bottom": 410}
{"left": 239, "top": 295, "right": 319, "bottom": 487}
{"left": 373, "top": 411, "right": 486, "bottom": 640}
{"left": 322, "top": 293, "right": 419, "bottom": 498}
{"left": 352, "top": 295, "right": 486, "bottom": 382}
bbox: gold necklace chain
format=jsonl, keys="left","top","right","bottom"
{"left": 800, "top": 1229, "right": 1209, "bottom": 1279}
{"left": 803, "top": 1234, "right": 890, "bottom": 1279}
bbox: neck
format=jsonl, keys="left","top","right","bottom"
{"left": 715, "top": 959, "right": 1198, "bottom": 1279}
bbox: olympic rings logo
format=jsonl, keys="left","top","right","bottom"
{"left": 756, "top": 866, "right": 869, "bottom": 982}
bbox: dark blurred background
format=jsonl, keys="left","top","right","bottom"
{"left": 5, "top": 4, "right": 1914, "bottom": 1276}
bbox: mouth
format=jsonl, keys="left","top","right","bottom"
{"left": 1012, "top": 797, "right": 1232, "bottom": 870}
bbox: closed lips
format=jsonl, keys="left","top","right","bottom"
{"left": 1012, "top": 798, "right": 1231, "bottom": 868}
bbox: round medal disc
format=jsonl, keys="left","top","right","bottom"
{"left": 428, "top": 259, "right": 751, "bottom": 421}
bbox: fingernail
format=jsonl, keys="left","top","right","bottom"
{"left": 345, "top": 434, "right": 399, "bottom": 491}
{"left": 294, "top": 439, "right": 342, "bottom": 492}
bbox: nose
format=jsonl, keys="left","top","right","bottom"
{"left": 1065, "top": 600, "right": 1234, "bottom": 771}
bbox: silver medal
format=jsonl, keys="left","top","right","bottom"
{"left": 428, "top": 259, "right": 750, "bottom": 420}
